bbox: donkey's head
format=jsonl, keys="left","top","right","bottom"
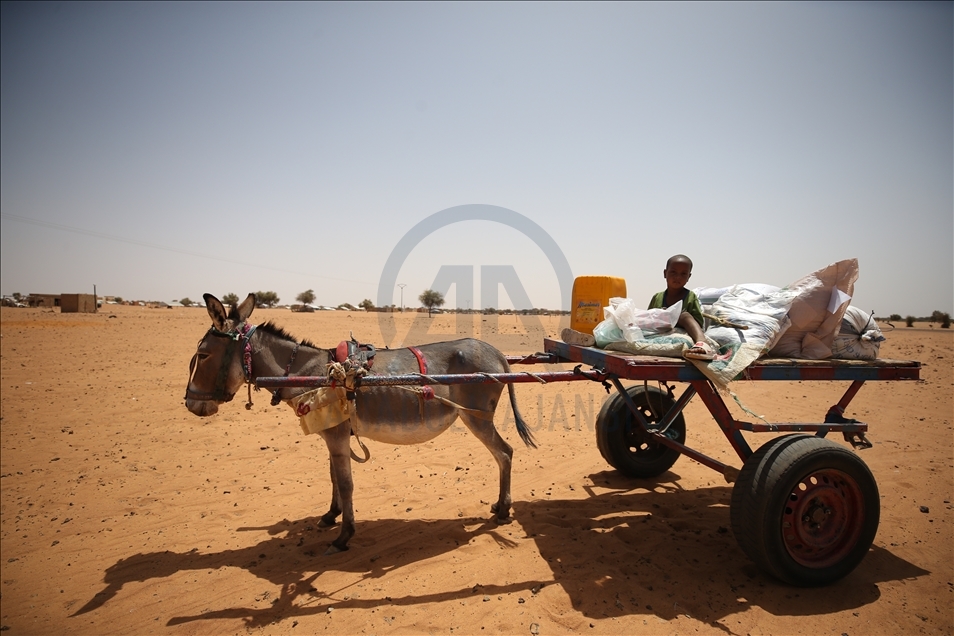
{"left": 184, "top": 293, "right": 256, "bottom": 417}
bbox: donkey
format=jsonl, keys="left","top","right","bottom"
{"left": 185, "top": 293, "right": 535, "bottom": 553}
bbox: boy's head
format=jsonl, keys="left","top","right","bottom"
{"left": 663, "top": 254, "right": 693, "bottom": 292}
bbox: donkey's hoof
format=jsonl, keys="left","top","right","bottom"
{"left": 494, "top": 515, "right": 513, "bottom": 525}
{"left": 318, "top": 516, "right": 338, "bottom": 528}
{"left": 324, "top": 544, "right": 349, "bottom": 556}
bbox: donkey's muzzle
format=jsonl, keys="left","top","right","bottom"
{"left": 186, "top": 398, "right": 220, "bottom": 417}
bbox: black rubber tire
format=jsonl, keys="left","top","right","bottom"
{"left": 730, "top": 434, "right": 880, "bottom": 587}
{"left": 595, "top": 384, "right": 686, "bottom": 478}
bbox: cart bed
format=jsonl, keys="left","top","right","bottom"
{"left": 543, "top": 338, "right": 921, "bottom": 382}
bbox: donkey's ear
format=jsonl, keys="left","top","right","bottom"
{"left": 204, "top": 294, "right": 228, "bottom": 330}
{"left": 236, "top": 294, "right": 256, "bottom": 323}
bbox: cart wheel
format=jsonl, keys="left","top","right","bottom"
{"left": 730, "top": 434, "right": 880, "bottom": 586}
{"left": 595, "top": 384, "right": 686, "bottom": 478}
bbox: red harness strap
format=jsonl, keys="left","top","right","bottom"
{"left": 408, "top": 346, "right": 435, "bottom": 400}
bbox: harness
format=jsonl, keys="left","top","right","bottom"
{"left": 269, "top": 341, "right": 301, "bottom": 406}
{"left": 408, "top": 346, "right": 435, "bottom": 400}
{"left": 184, "top": 322, "right": 257, "bottom": 408}
{"left": 398, "top": 346, "right": 495, "bottom": 422}
{"left": 331, "top": 337, "right": 376, "bottom": 399}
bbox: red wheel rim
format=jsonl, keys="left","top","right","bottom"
{"left": 781, "top": 468, "right": 866, "bottom": 568}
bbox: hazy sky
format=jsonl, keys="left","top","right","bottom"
{"left": 2, "top": 2, "right": 951, "bottom": 318}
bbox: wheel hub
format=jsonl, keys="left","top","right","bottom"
{"left": 781, "top": 468, "right": 865, "bottom": 568}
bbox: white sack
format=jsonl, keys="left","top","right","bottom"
{"left": 831, "top": 305, "right": 884, "bottom": 360}
{"left": 769, "top": 259, "right": 859, "bottom": 359}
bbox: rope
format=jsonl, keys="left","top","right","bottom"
{"left": 350, "top": 422, "right": 370, "bottom": 463}
{"left": 729, "top": 389, "right": 769, "bottom": 425}
{"left": 393, "top": 385, "right": 495, "bottom": 421}
{"left": 520, "top": 371, "right": 549, "bottom": 384}
{"left": 703, "top": 313, "right": 749, "bottom": 330}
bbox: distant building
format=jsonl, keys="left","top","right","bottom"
{"left": 27, "top": 293, "right": 99, "bottom": 312}
{"left": 61, "top": 294, "right": 97, "bottom": 313}
{"left": 28, "top": 293, "right": 60, "bottom": 308}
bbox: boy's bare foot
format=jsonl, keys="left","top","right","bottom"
{"left": 684, "top": 341, "right": 715, "bottom": 361}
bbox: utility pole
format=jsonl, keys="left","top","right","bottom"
{"left": 397, "top": 283, "right": 406, "bottom": 312}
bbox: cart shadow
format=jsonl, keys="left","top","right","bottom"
{"left": 73, "top": 471, "right": 930, "bottom": 630}
{"left": 516, "top": 469, "right": 931, "bottom": 628}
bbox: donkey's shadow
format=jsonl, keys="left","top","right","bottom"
{"left": 73, "top": 514, "right": 530, "bottom": 627}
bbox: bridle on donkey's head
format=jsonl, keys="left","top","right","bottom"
{"left": 184, "top": 322, "right": 257, "bottom": 409}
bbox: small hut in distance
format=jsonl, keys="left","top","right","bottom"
{"left": 60, "top": 294, "right": 98, "bottom": 313}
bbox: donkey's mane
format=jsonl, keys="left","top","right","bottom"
{"left": 256, "top": 321, "right": 320, "bottom": 349}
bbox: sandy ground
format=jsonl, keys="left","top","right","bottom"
{"left": 1, "top": 305, "right": 951, "bottom": 636}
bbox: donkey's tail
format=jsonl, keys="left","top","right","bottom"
{"left": 508, "top": 382, "right": 537, "bottom": 449}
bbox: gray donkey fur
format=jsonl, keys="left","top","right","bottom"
{"left": 185, "top": 293, "right": 535, "bottom": 553}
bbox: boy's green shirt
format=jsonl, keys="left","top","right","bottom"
{"left": 648, "top": 290, "right": 704, "bottom": 328}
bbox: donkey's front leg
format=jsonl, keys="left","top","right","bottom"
{"left": 318, "top": 421, "right": 355, "bottom": 554}
{"left": 318, "top": 457, "right": 341, "bottom": 528}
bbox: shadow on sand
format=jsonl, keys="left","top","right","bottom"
{"left": 74, "top": 468, "right": 929, "bottom": 631}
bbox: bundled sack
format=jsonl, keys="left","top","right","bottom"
{"left": 769, "top": 259, "right": 859, "bottom": 360}
{"left": 693, "top": 284, "right": 780, "bottom": 307}
{"left": 693, "top": 286, "right": 731, "bottom": 306}
{"left": 694, "top": 284, "right": 781, "bottom": 328}
{"left": 692, "top": 285, "right": 797, "bottom": 388}
{"left": 705, "top": 285, "right": 796, "bottom": 351}
{"left": 831, "top": 305, "right": 884, "bottom": 360}
{"left": 604, "top": 332, "right": 696, "bottom": 358}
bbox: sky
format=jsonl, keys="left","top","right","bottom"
{"left": 2, "top": 2, "right": 951, "bottom": 319}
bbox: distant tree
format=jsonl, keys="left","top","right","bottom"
{"left": 939, "top": 312, "right": 952, "bottom": 329}
{"left": 296, "top": 289, "right": 316, "bottom": 305}
{"left": 359, "top": 299, "right": 374, "bottom": 311}
{"left": 12, "top": 292, "right": 22, "bottom": 302}
{"left": 222, "top": 293, "right": 239, "bottom": 306}
{"left": 337, "top": 302, "right": 357, "bottom": 311}
{"left": 114, "top": 296, "right": 123, "bottom": 303}
{"left": 905, "top": 315, "right": 915, "bottom": 327}
{"left": 419, "top": 289, "right": 445, "bottom": 316}
{"left": 889, "top": 313, "right": 902, "bottom": 322}
{"left": 179, "top": 297, "right": 194, "bottom": 307}
{"left": 255, "top": 291, "right": 280, "bottom": 308}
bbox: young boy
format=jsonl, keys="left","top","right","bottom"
{"left": 561, "top": 254, "right": 715, "bottom": 360}
{"left": 649, "top": 254, "right": 714, "bottom": 360}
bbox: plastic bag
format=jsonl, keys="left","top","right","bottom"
{"left": 593, "top": 318, "right": 624, "bottom": 348}
{"left": 603, "top": 297, "right": 682, "bottom": 343}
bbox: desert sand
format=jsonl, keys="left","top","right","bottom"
{"left": 1, "top": 305, "right": 951, "bottom": 635}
